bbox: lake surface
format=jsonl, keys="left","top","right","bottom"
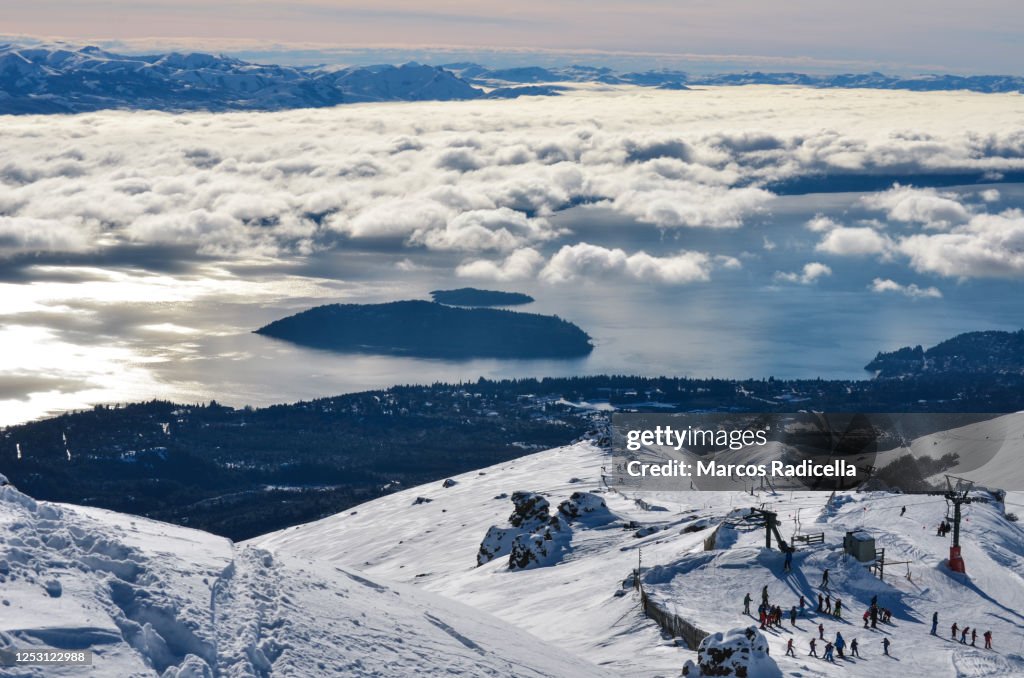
{"left": 3, "top": 184, "right": 1023, "bottom": 426}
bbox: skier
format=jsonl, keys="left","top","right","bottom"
{"left": 823, "top": 641, "right": 835, "bottom": 662}
{"left": 825, "top": 594, "right": 832, "bottom": 615}
{"left": 835, "top": 632, "right": 845, "bottom": 658}
{"left": 799, "top": 595, "right": 806, "bottom": 613}
{"left": 818, "top": 623, "right": 825, "bottom": 640}
{"left": 762, "top": 585, "right": 770, "bottom": 606}
{"left": 783, "top": 547, "right": 793, "bottom": 572}
{"left": 984, "top": 630, "right": 992, "bottom": 649}
{"left": 901, "top": 506, "right": 906, "bottom": 517}
{"left": 744, "top": 592, "right": 752, "bottom": 615}
{"left": 834, "top": 598, "right": 843, "bottom": 619}
{"left": 870, "top": 604, "right": 878, "bottom": 629}
{"left": 863, "top": 610, "right": 870, "bottom": 628}
{"left": 883, "top": 637, "right": 891, "bottom": 656}
{"left": 790, "top": 606, "right": 798, "bottom": 626}
{"left": 882, "top": 608, "right": 892, "bottom": 623}
{"left": 817, "top": 593, "right": 824, "bottom": 612}
{"left": 931, "top": 611, "right": 938, "bottom": 635}
{"left": 809, "top": 638, "right": 818, "bottom": 657}
{"left": 850, "top": 638, "right": 859, "bottom": 658}
{"left": 821, "top": 568, "right": 830, "bottom": 589}
{"left": 971, "top": 629, "right": 977, "bottom": 646}
{"left": 960, "top": 626, "right": 969, "bottom": 644}
{"left": 951, "top": 622, "right": 958, "bottom": 640}
{"left": 786, "top": 638, "right": 795, "bottom": 657}
{"left": 759, "top": 605, "right": 767, "bottom": 629}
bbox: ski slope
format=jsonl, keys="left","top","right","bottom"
{"left": 256, "top": 440, "right": 1024, "bottom": 677}
{"left": 0, "top": 475, "right": 614, "bottom": 677}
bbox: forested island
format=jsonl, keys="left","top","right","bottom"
{"left": 430, "top": 288, "right": 534, "bottom": 307}
{"left": 255, "top": 300, "right": 591, "bottom": 358}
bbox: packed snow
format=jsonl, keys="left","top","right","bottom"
{"left": 4, "top": 417, "right": 1024, "bottom": 676}
{"left": 257, "top": 433, "right": 1024, "bottom": 677}
{"left": 0, "top": 479, "right": 613, "bottom": 676}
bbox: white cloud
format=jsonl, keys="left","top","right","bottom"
{"left": 455, "top": 247, "right": 545, "bottom": 281}
{"left": 815, "top": 226, "right": 893, "bottom": 256}
{"left": 410, "top": 208, "right": 558, "bottom": 252}
{"left": 862, "top": 184, "right": 970, "bottom": 229}
{"left": 895, "top": 211, "right": 1024, "bottom": 279}
{"left": 805, "top": 215, "right": 840, "bottom": 232}
{"left": 609, "top": 184, "right": 772, "bottom": 229}
{"left": 869, "top": 278, "right": 942, "bottom": 299}
{"left": 0, "top": 216, "right": 96, "bottom": 254}
{"left": 539, "top": 243, "right": 630, "bottom": 283}
{"left": 536, "top": 242, "right": 720, "bottom": 285}
{"left": 774, "top": 262, "right": 832, "bottom": 284}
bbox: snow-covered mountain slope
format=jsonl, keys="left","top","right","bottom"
{"left": 254, "top": 441, "right": 1024, "bottom": 677}
{"left": 0, "top": 44, "right": 523, "bottom": 114}
{"left": 0, "top": 474, "right": 614, "bottom": 677}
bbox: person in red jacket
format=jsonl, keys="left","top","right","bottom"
{"left": 984, "top": 630, "right": 992, "bottom": 649}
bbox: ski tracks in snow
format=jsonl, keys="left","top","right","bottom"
{"left": 213, "top": 547, "right": 289, "bottom": 677}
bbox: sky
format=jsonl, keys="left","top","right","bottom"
{"left": 4, "top": 1, "right": 1024, "bottom": 73}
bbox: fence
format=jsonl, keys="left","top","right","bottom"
{"left": 634, "top": 569, "right": 710, "bottom": 650}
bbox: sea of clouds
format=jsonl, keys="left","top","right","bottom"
{"left": 3, "top": 86, "right": 1024, "bottom": 289}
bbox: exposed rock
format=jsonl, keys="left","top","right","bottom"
{"left": 682, "top": 626, "right": 780, "bottom": 678}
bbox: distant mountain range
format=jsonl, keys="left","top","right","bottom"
{"left": 2, "top": 44, "right": 1021, "bottom": 115}
{"left": 448, "top": 62, "right": 1024, "bottom": 93}
{"left": 0, "top": 44, "right": 544, "bottom": 114}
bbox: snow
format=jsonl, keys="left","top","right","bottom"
{"left": 4, "top": 418, "right": 1024, "bottom": 676}
{"left": 256, "top": 439, "right": 1024, "bottom": 677}
{"left": 0, "top": 479, "right": 612, "bottom": 676}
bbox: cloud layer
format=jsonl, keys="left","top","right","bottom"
{"left": 2, "top": 86, "right": 1024, "bottom": 291}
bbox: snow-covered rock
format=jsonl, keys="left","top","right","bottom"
{"left": 557, "top": 491, "right": 610, "bottom": 520}
{"left": 476, "top": 490, "right": 572, "bottom": 569}
{"left": 682, "top": 626, "right": 780, "bottom": 678}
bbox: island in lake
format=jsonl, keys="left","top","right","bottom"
{"left": 429, "top": 287, "right": 534, "bottom": 307}
{"left": 255, "top": 300, "right": 592, "bottom": 359}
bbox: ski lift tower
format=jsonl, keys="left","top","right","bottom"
{"left": 930, "top": 474, "right": 988, "bottom": 574}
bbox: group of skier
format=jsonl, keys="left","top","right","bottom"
{"left": 816, "top": 592, "right": 843, "bottom": 618}
{"left": 861, "top": 601, "right": 891, "bottom": 628}
{"left": 806, "top": 631, "right": 867, "bottom": 662}
{"left": 949, "top": 620, "right": 993, "bottom": 649}
{"left": 747, "top": 565, "right": 1001, "bottom": 666}
{"left": 746, "top": 573, "right": 895, "bottom": 663}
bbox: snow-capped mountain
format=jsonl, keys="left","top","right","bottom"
{"left": 0, "top": 473, "right": 612, "bottom": 677}
{"left": 0, "top": 45, "right": 525, "bottom": 114}
{"left": 444, "top": 63, "right": 1024, "bottom": 93}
